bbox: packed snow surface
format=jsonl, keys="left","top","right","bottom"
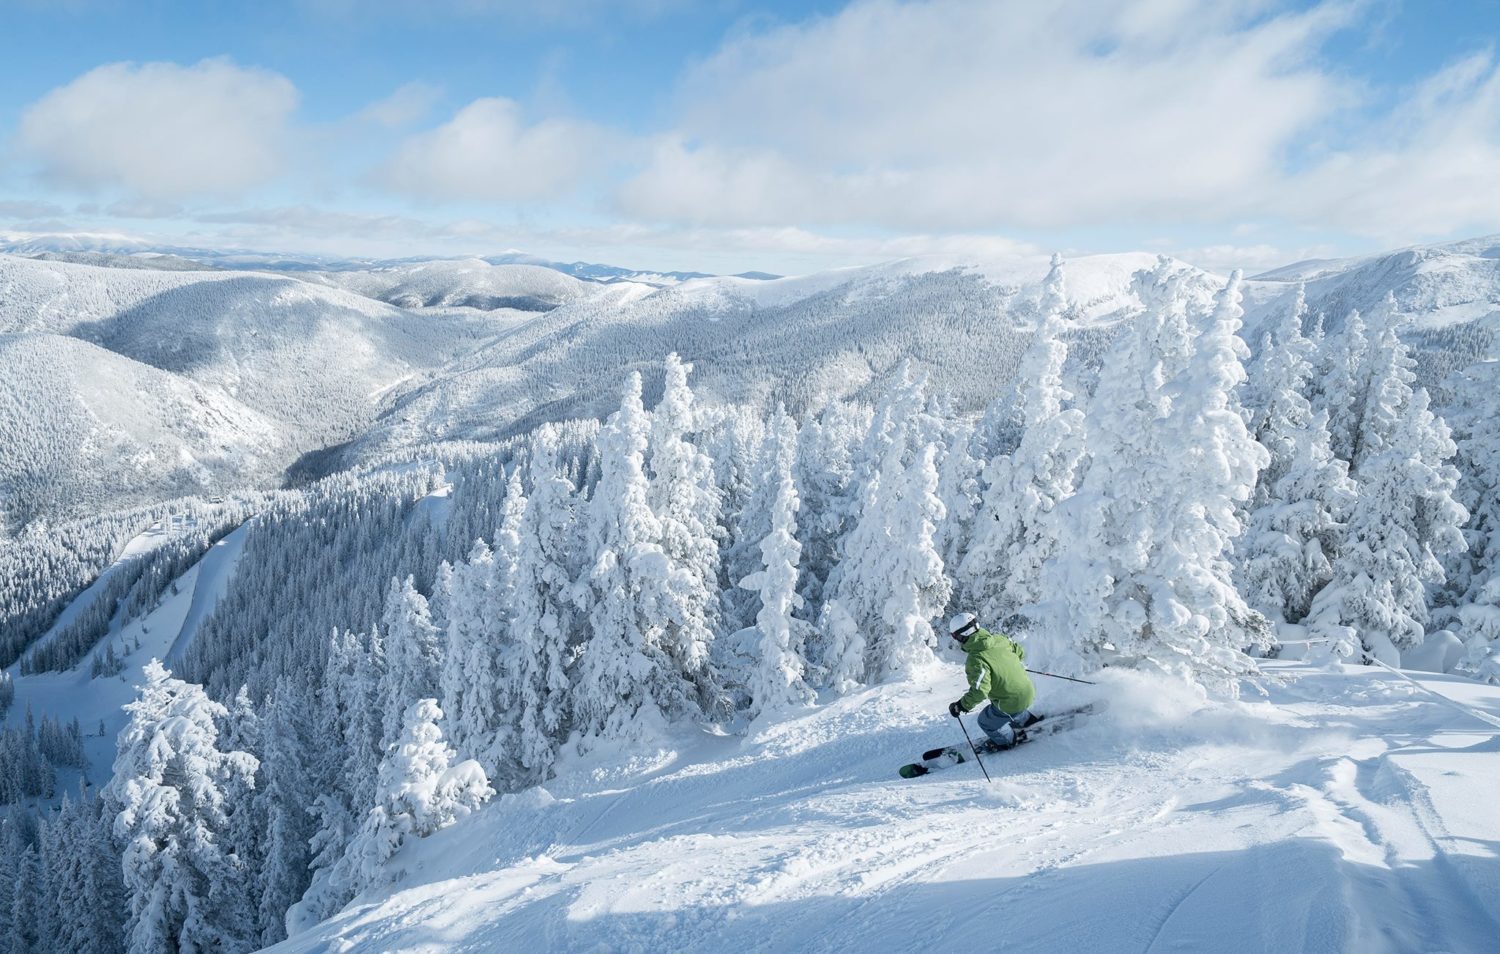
{"left": 269, "top": 661, "right": 1500, "bottom": 954}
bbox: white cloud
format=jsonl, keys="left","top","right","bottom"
{"left": 619, "top": 0, "right": 1355, "bottom": 230}
{"left": 18, "top": 58, "right": 298, "bottom": 201}
{"left": 0, "top": 200, "right": 67, "bottom": 219}
{"left": 1278, "top": 52, "right": 1500, "bottom": 240}
{"left": 378, "top": 97, "right": 612, "bottom": 202}
{"left": 356, "top": 82, "right": 443, "bottom": 128}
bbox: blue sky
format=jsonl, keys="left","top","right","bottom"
{"left": 1, "top": 0, "right": 1498, "bottom": 274}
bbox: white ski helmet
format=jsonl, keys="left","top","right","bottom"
{"left": 948, "top": 612, "right": 978, "bottom": 641}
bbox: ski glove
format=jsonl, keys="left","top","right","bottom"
{"left": 948, "top": 700, "right": 966, "bottom": 718}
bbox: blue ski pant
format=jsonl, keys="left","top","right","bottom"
{"left": 977, "top": 703, "right": 1033, "bottom": 747}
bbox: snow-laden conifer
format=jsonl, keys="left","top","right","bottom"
{"left": 738, "top": 410, "right": 816, "bottom": 719}
{"left": 962, "top": 267, "right": 1084, "bottom": 626}
{"left": 290, "top": 629, "right": 384, "bottom": 934}
{"left": 1238, "top": 291, "right": 1357, "bottom": 623}
{"left": 1451, "top": 372, "right": 1500, "bottom": 679}
{"left": 438, "top": 543, "right": 495, "bottom": 768}
{"left": 256, "top": 680, "right": 317, "bottom": 947}
{"left": 379, "top": 577, "right": 443, "bottom": 752}
{"left": 648, "top": 353, "right": 725, "bottom": 712}
{"left": 1310, "top": 386, "right": 1468, "bottom": 662}
{"left": 573, "top": 373, "right": 688, "bottom": 739}
{"left": 825, "top": 365, "right": 949, "bottom": 682}
{"left": 507, "top": 428, "right": 579, "bottom": 778}
{"left": 1041, "top": 262, "right": 1267, "bottom": 687}
{"left": 343, "top": 699, "right": 492, "bottom": 893}
{"left": 107, "top": 660, "right": 260, "bottom": 954}
{"left": 1314, "top": 308, "right": 1370, "bottom": 464}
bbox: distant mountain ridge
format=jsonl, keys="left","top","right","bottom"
{"left": 3, "top": 234, "right": 1500, "bottom": 529}
{"left": 0, "top": 232, "right": 780, "bottom": 285}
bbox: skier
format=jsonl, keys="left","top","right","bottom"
{"left": 946, "top": 613, "right": 1038, "bottom": 751}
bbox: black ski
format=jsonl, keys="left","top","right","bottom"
{"left": 898, "top": 705, "right": 1095, "bottom": 778}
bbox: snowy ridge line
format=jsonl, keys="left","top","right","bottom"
{"left": 1367, "top": 658, "right": 1500, "bottom": 732}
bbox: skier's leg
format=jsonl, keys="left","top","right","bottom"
{"left": 976, "top": 704, "right": 1017, "bottom": 748}
{"left": 1008, "top": 709, "right": 1035, "bottom": 742}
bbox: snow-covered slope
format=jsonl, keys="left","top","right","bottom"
{"left": 0, "top": 254, "right": 488, "bottom": 523}
{"left": 269, "top": 660, "right": 1500, "bottom": 954}
{"left": 1245, "top": 234, "right": 1500, "bottom": 333}
{"left": 308, "top": 259, "right": 605, "bottom": 313}
{"left": 0, "top": 333, "right": 283, "bottom": 524}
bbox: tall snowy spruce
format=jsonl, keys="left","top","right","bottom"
{"left": 342, "top": 700, "right": 492, "bottom": 894}
{"left": 289, "top": 628, "right": 385, "bottom": 933}
{"left": 255, "top": 679, "right": 318, "bottom": 947}
{"left": 1449, "top": 366, "right": 1500, "bottom": 681}
{"left": 1308, "top": 309, "right": 1467, "bottom": 662}
{"left": 1238, "top": 288, "right": 1357, "bottom": 625}
{"left": 506, "top": 427, "right": 579, "bottom": 778}
{"left": 379, "top": 576, "right": 444, "bottom": 753}
{"left": 107, "top": 660, "right": 260, "bottom": 954}
{"left": 439, "top": 538, "right": 505, "bottom": 775}
{"left": 573, "top": 372, "right": 692, "bottom": 740}
{"left": 737, "top": 409, "right": 816, "bottom": 720}
{"left": 962, "top": 254, "right": 1084, "bottom": 628}
{"left": 1314, "top": 307, "right": 1371, "bottom": 464}
{"left": 648, "top": 353, "right": 726, "bottom": 715}
{"left": 1040, "top": 262, "right": 1267, "bottom": 688}
{"left": 824, "top": 364, "right": 950, "bottom": 683}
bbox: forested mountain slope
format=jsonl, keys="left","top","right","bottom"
{"left": 0, "top": 334, "right": 282, "bottom": 523}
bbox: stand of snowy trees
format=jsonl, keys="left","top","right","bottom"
{"left": 3, "top": 256, "right": 1498, "bottom": 953}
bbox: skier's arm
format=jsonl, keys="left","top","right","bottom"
{"left": 959, "top": 659, "right": 990, "bottom": 712}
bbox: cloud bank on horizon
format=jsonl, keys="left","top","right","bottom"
{"left": 0, "top": 0, "right": 1497, "bottom": 274}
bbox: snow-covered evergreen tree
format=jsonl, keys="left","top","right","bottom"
{"left": 379, "top": 577, "right": 443, "bottom": 752}
{"left": 794, "top": 402, "right": 869, "bottom": 621}
{"left": 342, "top": 700, "right": 491, "bottom": 893}
{"left": 1040, "top": 262, "right": 1267, "bottom": 687}
{"left": 107, "top": 660, "right": 260, "bottom": 954}
{"left": 1450, "top": 368, "right": 1500, "bottom": 679}
{"left": 737, "top": 410, "right": 816, "bottom": 719}
{"left": 648, "top": 353, "right": 725, "bottom": 713}
{"left": 506, "top": 428, "right": 579, "bottom": 778}
{"left": 1238, "top": 292, "right": 1358, "bottom": 624}
{"left": 290, "top": 628, "right": 385, "bottom": 934}
{"left": 1310, "top": 386, "right": 1468, "bottom": 662}
{"left": 1314, "top": 308, "right": 1370, "bottom": 464}
{"left": 573, "top": 373, "right": 689, "bottom": 740}
{"left": 962, "top": 291, "right": 1084, "bottom": 627}
{"left": 825, "top": 365, "right": 950, "bottom": 682}
{"left": 438, "top": 542, "right": 494, "bottom": 769}
{"left": 255, "top": 679, "right": 318, "bottom": 946}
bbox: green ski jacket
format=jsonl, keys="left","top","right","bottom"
{"left": 959, "top": 628, "right": 1035, "bottom": 715}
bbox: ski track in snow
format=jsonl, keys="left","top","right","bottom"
{"left": 267, "top": 661, "right": 1500, "bottom": 954}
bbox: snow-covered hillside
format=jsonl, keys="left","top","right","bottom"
{"left": 1245, "top": 234, "right": 1500, "bottom": 335}
{"left": 269, "top": 660, "right": 1500, "bottom": 954}
{"left": 307, "top": 259, "right": 606, "bottom": 313}
{"left": 0, "top": 334, "right": 282, "bottom": 523}
{"left": 0, "top": 253, "right": 488, "bottom": 524}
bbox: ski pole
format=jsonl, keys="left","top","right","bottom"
{"left": 955, "top": 714, "right": 993, "bottom": 784}
{"left": 1025, "top": 668, "right": 1095, "bottom": 686}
